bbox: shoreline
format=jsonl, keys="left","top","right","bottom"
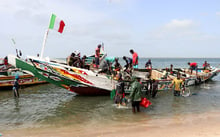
{"left": 2, "top": 111, "right": 220, "bottom": 137}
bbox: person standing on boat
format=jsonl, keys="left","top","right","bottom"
{"left": 129, "top": 77, "right": 142, "bottom": 113}
{"left": 129, "top": 49, "right": 138, "bottom": 69}
{"left": 145, "top": 59, "right": 152, "bottom": 77}
{"left": 145, "top": 59, "right": 152, "bottom": 70}
{"left": 188, "top": 62, "right": 198, "bottom": 75}
{"left": 114, "top": 73, "right": 125, "bottom": 106}
{"left": 122, "top": 56, "right": 132, "bottom": 73}
{"left": 169, "top": 73, "right": 184, "bottom": 96}
{"left": 13, "top": 75, "right": 20, "bottom": 97}
{"left": 203, "top": 61, "right": 210, "bottom": 70}
{"left": 95, "top": 44, "right": 101, "bottom": 68}
{"left": 170, "top": 64, "right": 174, "bottom": 74}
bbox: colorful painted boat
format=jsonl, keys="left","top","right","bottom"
{"left": 7, "top": 55, "right": 220, "bottom": 95}
{"left": 133, "top": 67, "right": 220, "bottom": 91}
{"left": 8, "top": 54, "right": 116, "bottom": 95}
{"left": 0, "top": 63, "right": 47, "bottom": 89}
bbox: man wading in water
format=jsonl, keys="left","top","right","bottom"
{"left": 13, "top": 75, "right": 20, "bottom": 97}
{"left": 169, "top": 73, "right": 184, "bottom": 96}
{"left": 114, "top": 73, "right": 125, "bottom": 106}
{"left": 129, "top": 77, "right": 142, "bottom": 113}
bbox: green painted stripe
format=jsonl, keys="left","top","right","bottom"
{"left": 49, "top": 14, "right": 56, "bottom": 29}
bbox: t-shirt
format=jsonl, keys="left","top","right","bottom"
{"left": 145, "top": 61, "right": 152, "bottom": 69}
{"left": 172, "top": 78, "right": 183, "bottom": 91}
{"left": 145, "top": 61, "right": 151, "bottom": 66}
{"left": 190, "top": 62, "right": 197, "bottom": 67}
{"left": 132, "top": 52, "right": 138, "bottom": 65}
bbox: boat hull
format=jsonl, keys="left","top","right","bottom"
{"left": 7, "top": 55, "right": 113, "bottom": 95}
{"left": 0, "top": 74, "right": 46, "bottom": 88}
{"left": 8, "top": 54, "right": 220, "bottom": 95}
{"left": 70, "top": 86, "right": 110, "bottom": 96}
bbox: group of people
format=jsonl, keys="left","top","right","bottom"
{"left": 58, "top": 44, "right": 216, "bottom": 113}
{"left": 97, "top": 47, "right": 143, "bottom": 77}
{"left": 66, "top": 51, "right": 88, "bottom": 69}
{"left": 113, "top": 73, "right": 143, "bottom": 113}
{"left": 66, "top": 43, "right": 144, "bottom": 77}
{"left": 188, "top": 61, "right": 211, "bottom": 75}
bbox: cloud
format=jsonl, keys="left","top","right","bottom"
{"left": 142, "top": 19, "right": 220, "bottom": 57}
{"left": 165, "top": 19, "right": 194, "bottom": 29}
{"left": 216, "top": 12, "right": 220, "bottom": 16}
{"left": 147, "top": 19, "right": 199, "bottom": 40}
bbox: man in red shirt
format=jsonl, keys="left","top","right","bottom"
{"left": 188, "top": 62, "right": 198, "bottom": 75}
{"left": 130, "top": 49, "right": 138, "bottom": 69}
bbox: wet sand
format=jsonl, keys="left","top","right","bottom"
{"left": 2, "top": 111, "right": 220, "bottom": 137}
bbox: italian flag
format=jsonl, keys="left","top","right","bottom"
{"left": 49, "top": 14, "right": 65, "bottom": 33}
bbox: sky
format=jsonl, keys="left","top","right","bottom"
{"left": 0, "top": 0, "right": 220, "bottom": 58}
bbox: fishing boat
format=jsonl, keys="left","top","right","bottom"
{"left": 7, "top": 54, "right": 116, "bottom": 95}
{"left": 133, "top": 66, "right": 220, "bottom": 91}
{"left": 8, "top": 54, "right": 220, "bottom": 95}
{"left": 0, "top": 58, "right": 47, "bottom": 89}
{"left": 7, "top": 14, "right": 220, "bottom": 95}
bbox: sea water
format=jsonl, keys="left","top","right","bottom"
{"left": 0, "top": 58, "right": 220, "bottom": 130}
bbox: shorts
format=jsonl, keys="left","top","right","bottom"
{"left": 190, "top": 66, "right": 197, "bottom": 70}
{"left": 95, "top": 57, "right": 99, "bottom": 65}
{"left": 174, "top": 90, "right": 181, "bottom": 96}
{"left": 133, "top": 65, "right": 138, "bottom": 69}
{"left": 132, "top": 101, "right": 141, "bottom": 107}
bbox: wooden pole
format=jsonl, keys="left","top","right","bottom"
{"left": 40, "top": 29, "right": 49, "bottom": 59}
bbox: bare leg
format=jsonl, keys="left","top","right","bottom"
{"left": 137, "top": 105, "right": 140, "bottom": 112}
{"left": 132, "top": 107, "right": 136, "bottom": 113}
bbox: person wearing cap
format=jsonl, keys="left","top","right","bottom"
{"left": 129, "top": 77, "right": 142, "bottom": 113}
{"left": 95, "top": 44, "right": 101, "bottom": 68}
{"left": 13, "top": 75, "right": 20, "bottom": 97}
{"left": 129, "top": 49, "right": 139, "bottom": 69}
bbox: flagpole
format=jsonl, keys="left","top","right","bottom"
{"left": 40, "top": 29, "right": 49, "bottom": 59}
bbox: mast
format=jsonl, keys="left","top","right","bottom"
{"left": 40, "top": 29, "right": 49, "bottom": 59}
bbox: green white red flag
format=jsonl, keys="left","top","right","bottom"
{"left": 49, "top": 14, "right": 65, "bottom": 33}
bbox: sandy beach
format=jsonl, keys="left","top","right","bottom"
{"left": 2, "top": 111, "right": 220, "bottom": 137}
